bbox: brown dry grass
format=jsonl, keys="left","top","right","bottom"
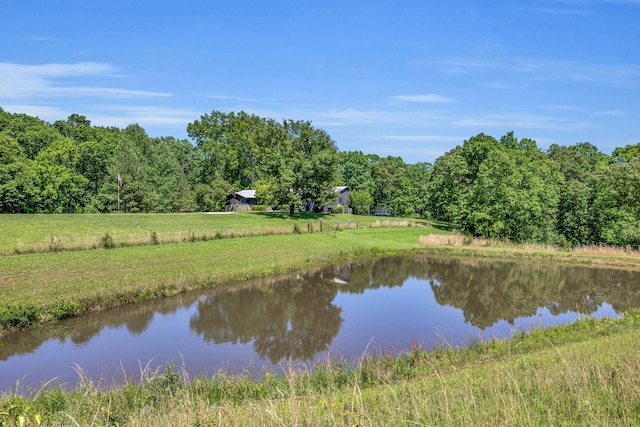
{"left": 419, "top": 233, "right": 489, "bottom": 247}
{"left": 419, "top": 234, "right": 640, "bottom": 257}
{"left": 369, "top": 220, "right": 413, "bottom": 228}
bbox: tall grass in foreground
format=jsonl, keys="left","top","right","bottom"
{"left": 2, "top": 312, "right": 640, "bottom": 426}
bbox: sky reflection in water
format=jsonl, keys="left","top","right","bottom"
{"left": 1, "top": 255, "right": 637, "bottom": 391}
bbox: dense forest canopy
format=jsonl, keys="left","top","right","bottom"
{"left": 1, "top": 108, "right": 640, "bottom": 247}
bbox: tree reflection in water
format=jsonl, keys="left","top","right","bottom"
{"left": 189, "top": 270, "right": 343, "bottom": 361}
{"left": 425, "top": 257, "right": 640, "bottom": 329}
{"left": 2, "top": 255, "right": 640, "bottom": 369}
{"left": 188, "top": 255, "right": 640, "bottom": 363}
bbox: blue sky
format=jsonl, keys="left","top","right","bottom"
{"left": 2, "top": 1, "right": 639, "bottom": 163}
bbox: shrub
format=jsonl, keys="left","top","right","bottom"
{"left": 556, "top": 234, "right": 572, "bottom": 251}
{"left": 350, "top": 189, "right": 373, "bottom": 215}
{"left": 101, "top": 231, "right": 115, "bottom": 249}
{"left": 48, "top": 297, "right": 81, "bottom": 320}
{"left": 251, "top": 205, "right": 267, "bottom": 211}
{"left": 0, "top": 303, "right": 40, "bottom": 329}
{"left": 329, "top": 205, "right": 344, "bottom": 214}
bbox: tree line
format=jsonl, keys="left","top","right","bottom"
{"left": 1, "top": 108, "right": 640, "bottom": 247}
{"left": 427, "top": 132, "right": 640, "bottom": 248}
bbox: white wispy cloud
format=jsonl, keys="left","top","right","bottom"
{"left": 0, "top": 62, "right": 169, "bottom": 99}
{"left": 205, "top": 94, "right": 260, "bottom": 103}
{"left": 0, "top": 104, "right": 70, "bottom": 121}
{"left": 362, "top": 134, "right": 464, "bottom": 143}
{"left": 234, "top": 106, "right": 407, "bottom": 127}
{"left": 314, "top": 108, "right": 401, "bottom": 126}
{"left": 439, "top": 57, "right": 640, "bottom": 87}
{"left": 540, "top": 104, "right": 627, "bottom": 117}
{"left": 393, "top": 94, "right": 455, "bottom": 103}
{"left": 482, "top": 81, "right": 529, "bottom": 90}
{"left": 29, "top": 36, "right": 62, "bottom": 41}
{"left": 529, "top": 7, "right": 591, "bottom": 15}
{"left": 594, "top": 110, "right": 627, "bottom": 117}
{"left": 452, "top": 113, "right": 595, "bottom": 131}
{"left": 89, "top": 106, "right": 202, "bottom": 129}
{"left": 1, "top": 104, "right": 200, "bottom": 134}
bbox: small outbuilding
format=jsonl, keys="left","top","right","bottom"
{"left": 226, "top": 189, "right": 258, "bottom": 211}
{"left": 322, "top": 186, "right": 351, "bottom": 213}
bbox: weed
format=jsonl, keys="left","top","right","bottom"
{"left": 47, "top": 236, "right": 64, "bottom": 253}
{"left": 48, "top": 297, "right": 80, "bottom": 321}
{"left": 0, "top": 303, "right": 39, "bottom": 329}
{"left": 101, "top": 232, "right": 115, "bottom": 249}
{"left": 0, "top": 403, "right": 43, "bottom": 427}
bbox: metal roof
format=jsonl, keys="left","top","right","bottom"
{"left": 236, "top": 189, "right": 257, "bottom": 199}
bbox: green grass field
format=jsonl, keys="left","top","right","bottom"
{"left": 2, "top": 212, "right": 640, "bottom": 425}
{"left": 0, "top": 212, "right": 431, "bottom": 255}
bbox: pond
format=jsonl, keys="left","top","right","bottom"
{"left": 2, "top": 254, "right": 640, "bottom": 392}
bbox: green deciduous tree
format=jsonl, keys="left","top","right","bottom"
{"left": 547, "top": 143, "right": 607, "bottom": 246}
{"left": 95, "top": 138, "right": 151, "bottom": 213}
{"left": 428, "top": 132, "right": 561, "bottom": 243}
{"left": 0, "top": 133, "right": 30, "bottom": 212}
{"left": 337, "top": 151, "right": 375, "bottom": 193}
{"left": 370, "top": 156, "right": 419, "bottom": 216}
{"left": 194, "top": 177, "right": 235, "bottom": 212}
{"left": 612, "top": 142, "right": 640, "bottom": 164}
{"left": 31, "top": 138, "right": 88, "bottom": 213}
{"left": 406, "top": 162, "right": 431, "bottom": 217}
{"left": 2, "top": 113, "right": 60, "bottom": 159}
{"left": 349, "top": 189, "right": 374, "bottom": 215}
{"left": 467, "top": 148, "right": 560, "bottom": 242}
{"left": 187, "top": 111, "right": 263, "bottom": 188}
{"left": 426, "top": 147, "right": 470, "bottom": 224}
{"left": 591, "top": 159, "right": 640, "bottom": 247}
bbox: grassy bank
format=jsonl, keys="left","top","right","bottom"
{"left": 2, "top": 311, "right": 639, "bottom": 426}
{"left": 0, "top": 217, "right": 438, "bottom": 332}
{"left": 4, "top": 211, "right": 640, "bottom": 333}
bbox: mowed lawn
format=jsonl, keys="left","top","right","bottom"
{"left": 0, "top": 212, "right": 431, "bottom": 255}
{"left": 0, "top": 215, "right": 440, "bottom": 311}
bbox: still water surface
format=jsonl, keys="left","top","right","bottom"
{"left": 2, "top": 255, "right": 640, "bottom": 391}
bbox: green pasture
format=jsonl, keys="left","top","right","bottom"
{"left": 0, "top": 212, "right": 431, "bottom": 255}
